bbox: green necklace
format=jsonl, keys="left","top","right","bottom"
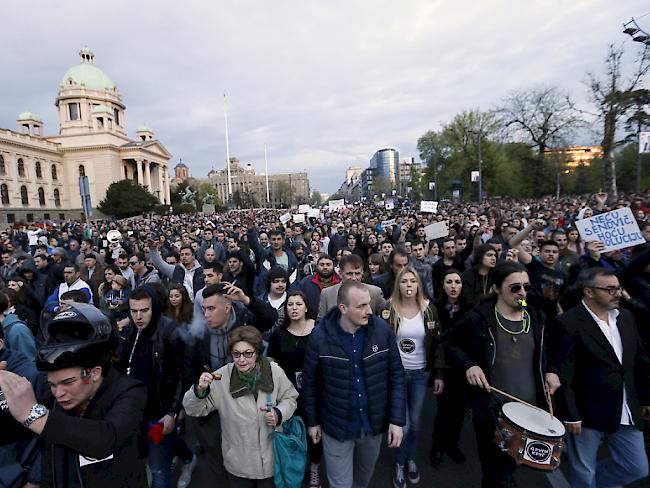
{"left": 494, "top": 306, "right": 531, "bottom": 343}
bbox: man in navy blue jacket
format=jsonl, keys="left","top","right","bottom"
{"left": 302, "top": 281, "right": 406, "bottom": 488}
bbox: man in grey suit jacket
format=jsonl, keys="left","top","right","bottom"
{"left": 318, "top": 254, "right": 388, "bottom": 322}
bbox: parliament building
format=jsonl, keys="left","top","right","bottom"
{"left": 0, "top": 47, "right": 172, "bottom": 224}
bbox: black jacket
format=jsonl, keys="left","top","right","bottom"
{"left": 445, "top": 297, "right": 548, "bottom": 416}
{"left": 116, "top": 287, "right": 184, "bottom": 420}
{"left": 550, "top": 304, "right": 650, "bottom": 433}
{"left": 38, "top": 366, "right": 148, "bottom": 488}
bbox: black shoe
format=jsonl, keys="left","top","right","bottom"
{"left": 429, "top": 448, "right": 443, "bottom": 467}
{"left": 446, "top": 445, "right": 466, "bottom": 464}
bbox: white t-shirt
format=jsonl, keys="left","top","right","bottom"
{"left": 269, "top": 292, "right": 287, "bottom": 310}
{"left": 396, "top": 312, "right": 426, "bottom": 370}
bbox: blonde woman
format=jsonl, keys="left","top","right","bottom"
{"left": 380, "top": 266, "right": 444, "bottom": 488}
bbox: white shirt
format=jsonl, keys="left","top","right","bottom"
{"left": 582, "top": 300, "right": 633, "bottom": 425}
{"left": 396, "top": 311, "right": 427, "bottom": 370}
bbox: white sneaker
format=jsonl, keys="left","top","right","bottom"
{"left": 177, "top": 454, "right": 197, "bottom": 488}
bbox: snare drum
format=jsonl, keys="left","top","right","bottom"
{"left": 494, "top": 402, "right": 565, "bottom": 471}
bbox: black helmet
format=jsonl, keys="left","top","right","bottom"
{"left": 36, "top": 303, "right": 115, "bottom": 372}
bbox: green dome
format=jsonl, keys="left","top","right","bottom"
{"left": 17, "top": 111, "right": 42, "bottom": 122}
{"left": 61, "top": 63, "right": 115, "bottom": 92}
{"left": 137, "top": 124, "right": 153, "bottom": 132}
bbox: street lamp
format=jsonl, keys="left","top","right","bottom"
{"left": 468, "top": 129, "right": 483, "bottom": 202}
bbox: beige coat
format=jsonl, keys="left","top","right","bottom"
{"left": 183, "top": 361, "right": 298, "bottom": 480}
{"left": 317, "top": 282, "right": 388, "bottom": 321}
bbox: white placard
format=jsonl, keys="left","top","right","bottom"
{"left": 381, "top": 219, "right": 396, "bottom": 227}
{"left": 279, "top": 212, "right": 292, "bottom": 224}
{"left": 328, "top": 199, "right": 345, "bottom": 211}
{"left": 575, "top": 207, "right": 643, "bottom": 252}
{"left": 424, "top": 221, "right": 449, "bottom": 240}
{"left": 420, "top": 201, "right": 439, "bottom": 213}
{"left": 298, "top": 204, "right": 311, "bottom": 213}
{"left": 471, "top": 171, "right": 480, "bottom": 182}
{"left": 640, "top": 132, "right": 650, "bottom": 154}
{"left": 385, "top": 202, "right": 394, "bottom": 210}
{"left": 307, "top": 208, "right": 320, "bottom": 218}
{"left": 429, "top": 182, "right": 435, "bottom": 190}
{"left": 292, "top": 213, "right": 305, "bottom": 223}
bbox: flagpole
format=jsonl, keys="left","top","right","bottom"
{"left": 224, "top": 94, "right": 233, "bottom": 200}
{"left": 264, "top": 144, "right": 270, "bottom": 205}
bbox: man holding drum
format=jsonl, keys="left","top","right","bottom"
{"left": 446, "top": 262, "right": 560, "bottom": 488}
{"left": 551, "top": 267, "right": 650, "bottom": 487}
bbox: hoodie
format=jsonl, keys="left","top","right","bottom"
{"left": 2, "top": 314, "right": 36, "bottom": 360}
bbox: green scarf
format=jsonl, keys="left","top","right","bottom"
{"left": 230, "top": 356, "right": 274, "bottom": 398}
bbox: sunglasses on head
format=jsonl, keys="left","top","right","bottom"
{"left": 509, "top": 283, "right": 533, "bottom": 293}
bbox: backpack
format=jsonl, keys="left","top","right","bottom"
{"left": 267, "top": 393, "right": 307, "bottom": 488}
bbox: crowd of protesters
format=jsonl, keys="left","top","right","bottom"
{"left": 1, "top": 190, "right": 650, "bottom": 488}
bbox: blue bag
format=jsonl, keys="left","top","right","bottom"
{"left": 267, "top": 394, "right": 307, "bottom": 488}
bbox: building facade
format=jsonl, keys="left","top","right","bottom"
{"left": 0, "top": 47, "right": 171, "bottom": 224}
{"left": 171, "top": 160, "right": 189, "bottom": 185}
{"left": 370, "top": 148, "right": 400, "bottom": 189}
{"left": 208, "top": 157, "right": 309, "bottom": 208}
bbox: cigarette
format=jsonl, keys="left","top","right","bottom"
{"left": 204, "top": 365, "right": 222, "bottom": 381}
{"left": 210, "top": 372, "right": 222, "bottom": 381}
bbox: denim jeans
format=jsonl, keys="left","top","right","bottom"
{"left": 148, "top": 429, "right": 176, "bottom": 488}
{"left": 394, "top": 368, "right": 429, "bottom": 465}
{"left": 566, "top": 424, "right": 649, "bottom": 488}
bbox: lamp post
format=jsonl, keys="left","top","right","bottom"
{"left": 468, "top": 129, "right": 483, "bottom": 202}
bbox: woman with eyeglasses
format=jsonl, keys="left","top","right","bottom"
{"left": 378, "top": 266, "right": 444, "bottom": 488}
{"left": 266, "top": 291, "right": 322, "bottom": 487}
{"left": 446, "top": 262, "right": 560, "bottom": 488}
{"left": 183, "top": 326, "right": 298, "bottom": 488}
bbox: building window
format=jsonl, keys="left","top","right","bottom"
{"left": 7, "top": 214, "right": 15, "bottom": 224}
{"left": 0, "top": 155, "right": 5, "bottom": 175}
{"left": 38, "top": 187, "right": 45, "bottom": 206}
{"left": 79, "top": 165, "right": 85, "bottom": 176}
{"left": 97, "top": 117, "right": 104, "bottom": 128}
{"left": 43, "top": 212, "right": 50, "bottom": 220}
{"left": 68, "top": 103, "right": 79, "bottom": 121}
{"left": 26, "top": 213, "right": 34, "bottom": 223}
{"left": 58, "top": 213, "right": 64, "bottom": 220}
{"left": 35, "top": 161, "right": 42, "bottom": 178}
{"left": 0, "top": 184, "right": 9, "bottom": 205}
{"left": 54, "top": 189, "right": 61, "bottom": 207}
{"left": 20, "top": 185, "right": 28, "bottom": 205}
{"left": 51, "top": 164, "right": 58, "bottom": 180}
{"left": 17, "top": 158, "right": 25, "bottom": 177}
{"left": 114, "top": 108, "right": 120, "bottom": 125}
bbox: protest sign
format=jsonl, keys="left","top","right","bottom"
{"left": 298, "top": 204, "right": 311, "bottom": 213}
{"left": 424, "top": 221, "right": 449, "bottom": 240}
{"left": 385, "top": 201, "right": 394, "bottom": 210}
{"left": 328, "top": 199, "right": 345, "bottom": 211}
{"left": 292, "top": 213, "right": 305, "bottom": 223}
{"left": 575, "top": 207, "right": 643, "bottom": 252}
{"left": 279, "top": 212, "right": 292, "bottom": 224}
{"left": 307, "top": 208, "right": 320, "bottom": 218}
{"left": 381, "top": 218, "right": 396, "bottom": 227}
{"left": 420, "top": 201, "right": 439, "bottom": 213}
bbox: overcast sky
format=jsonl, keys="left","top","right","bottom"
{"left": 1, "top": 1, "right": 648, "bottom": 194}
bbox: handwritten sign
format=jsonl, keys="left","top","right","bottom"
{"left": 307, "top": 208, "right": 320, "bottom": 218}
{"left": 381, "top": 219, "right": 396, "bottom": 228}
{"left": 298, "top": 204, "right": 311, "bottom": 213}
{"left": 279, "top": 213, "right": 292, "bottom": 224}
{"left": 420, "top": 201, "right": 439, "bottom": 213}
{"left": 328, "top": 199, "right": 345, "bottom": 211}
{"left": 424, "top": 221, "right": 449, "bottom": 241}
{"left": 575, "top": 207, "right": 643, "bottom": 252}
{"left": 292, "top": 213, "right": 305, "bottom": 223}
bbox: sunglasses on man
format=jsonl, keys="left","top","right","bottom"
{"left": 509, "top": 283, "right": 533, "bottom": 293}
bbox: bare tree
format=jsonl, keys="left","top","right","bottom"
{"left": 497, "top": 86, "right": 582, "bottom": 195}
{"left": 587, "top": 43, "right": 650, "bottom": 196}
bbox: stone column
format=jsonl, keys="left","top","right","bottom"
{"left": 144, "top": 161, "right": 152, "bottom": 190}
{"left": 164, "top": 167, "right": 171, "bottom": 204}
{"left": 157, "top": 163, "right": 164, "bottom": 203}
{"left": 136, "top": 159, "right": 143, "bottom": 186}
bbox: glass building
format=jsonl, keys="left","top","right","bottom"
{"left": 370, "top": 148, "right": 399, "bottom": 189}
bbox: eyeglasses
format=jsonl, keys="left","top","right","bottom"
{"left": 591, "top": 286, "right": 623, "bottom": 296}
{"left": 509, "top": 283, "right": 533, "bottom": 293}
{"left": 231, "top": 350, "right": 256, "bottom": 359}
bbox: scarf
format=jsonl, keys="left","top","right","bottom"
{"left": 230, "top": 356, "right": 274, "bottom": 398}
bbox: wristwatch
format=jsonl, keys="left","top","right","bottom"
{"left": 22, "top": 404, "right": 48, "bottom": 428}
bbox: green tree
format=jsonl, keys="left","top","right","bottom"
{"left": 99, "top": 180, "right": 159, "bottom": 218}
{"left": 310, "top": 191, "right": 323, "bottom": 206}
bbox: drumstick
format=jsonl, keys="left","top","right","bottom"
{"left": 545, "top": 386, "right": 554, "bottom": 420}
{"left": 490, "top": 386, "right": 546, "bottom": 414}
